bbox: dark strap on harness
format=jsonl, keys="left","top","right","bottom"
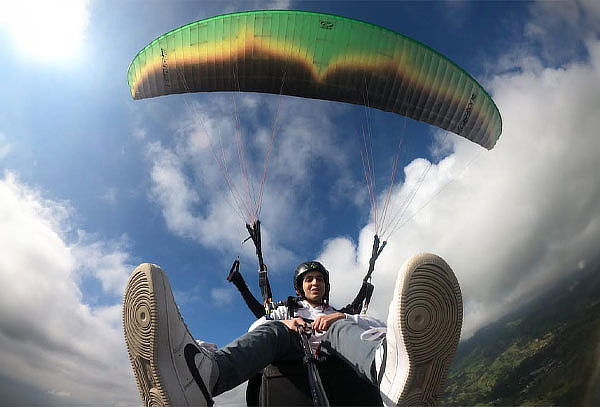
{"left": 339, "top": 234, "right": 386, "bottom": 315}
{"left": 226, "top": 258, "right": 265, "bottom": 318}
{"left": 298, "top": 329, "right": 330, "bottom": 406}
{"left": 377, "top": 339, "right": 387, "bottom": 386}
{"left": 246, "top": 220, "right": 273, "bottom": 310}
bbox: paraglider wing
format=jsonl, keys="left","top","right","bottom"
{"left": 128, "top": 10, "right": 501, "bottom": 149}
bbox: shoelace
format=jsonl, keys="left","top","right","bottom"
{"left": 360, "top": 327, "right": 388, "bottom": 384}
{"left": 360, "top": 327, "right": 387, "bottom": 341}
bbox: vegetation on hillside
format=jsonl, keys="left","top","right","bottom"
{"left": 443, "top": 265, "right": 600, "bottom": 407}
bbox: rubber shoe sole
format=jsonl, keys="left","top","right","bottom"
{"left": 123, "top": 263, "right": 213, "bottom": 406}
{"left": 380, "top": 253, "right": 463, "bottom": 407}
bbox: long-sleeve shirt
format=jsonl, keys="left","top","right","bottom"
{"left": 248, "top": 299, "right": 385, "bottom": 353}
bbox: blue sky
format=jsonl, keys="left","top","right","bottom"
{"left": 1, "top": 0, "right": 599, "bottom": 405}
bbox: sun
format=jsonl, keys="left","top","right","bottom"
{"left": 0, "top": 0, "right": 90, "bottom": 61}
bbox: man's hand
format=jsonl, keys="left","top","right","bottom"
{"left": 312, "top": 312, "right": 346, "bottom": 332}
{"left": 280, "top": 317, "right": 308, "bottom": 332}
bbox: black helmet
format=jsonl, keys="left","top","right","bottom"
{"left": 294, "top": 261, "right": 330, "bottom": 301}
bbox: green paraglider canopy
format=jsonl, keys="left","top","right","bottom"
{"left": 127, "top": 10, "right": 501, "bottom": 149}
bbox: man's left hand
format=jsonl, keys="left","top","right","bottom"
{"left": 312, "top": 312, "right": 346, "bottom": 332}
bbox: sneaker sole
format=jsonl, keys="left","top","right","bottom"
{"left": 123, "top": 263, "right": 171, "bottom": 406}
{"left": 386, "top": 253, "right": 463, "bottom": 406}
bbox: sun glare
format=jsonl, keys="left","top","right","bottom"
{"left": 0, "top": 0, "right": 90, "bottom": 61}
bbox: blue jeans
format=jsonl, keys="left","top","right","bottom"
{"left": 212, "top": 319, "right": 381, "bottom": 396}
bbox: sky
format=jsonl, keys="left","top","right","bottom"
{"left": 0, "top": 0, "right": 599, "bottom": 405}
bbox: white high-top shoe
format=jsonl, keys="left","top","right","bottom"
{"left": 123, "top": 263, "right": 219, "bottom": 406}
{"left": 378, "top": 253, "right": 463, "bottom": 406}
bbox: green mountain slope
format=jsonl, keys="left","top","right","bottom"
{"left": 443, "top": 264, "right": 600, "bottom": 407}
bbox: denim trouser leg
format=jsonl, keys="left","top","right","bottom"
{"left": 320, "top": 319, "right": 382, "bottom": 384}
{"left": 212, "top": 321, "right": 302, "bottom": 396}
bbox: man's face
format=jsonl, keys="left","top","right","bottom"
{"left": 302, "top": 271, "right": 326, "bottom": 305}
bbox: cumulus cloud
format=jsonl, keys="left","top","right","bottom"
{"left": 322, "top": 5, "right": 600, "bottom": 339}
{"left": 72, "top": 232, "right": 133, "bottom": 297}
{"left": 0, "top": 172, "right": 138, "bottom": 405}
{"left": 145, "top": 94, "right": 352, "bottom": 271}
{"left": 524, "top": 0, "right": 600, "bottom": 66}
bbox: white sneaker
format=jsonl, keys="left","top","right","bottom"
{"left": 378, "top": 253, "right": 463, "bottom": 406}
{"left": 123, "top": 263, "right": 218, "bottom": 406}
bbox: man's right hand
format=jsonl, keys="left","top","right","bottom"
{"left": 280, "top": 317, "right": 308, "bottom": 332}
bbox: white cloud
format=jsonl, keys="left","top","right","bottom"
{"left": 211, "top": 287, "right": 235, "bottom": 306}
{"left": 321, "top": 35, "right": 600, "bottom": 339}
{"left": 524, "top": 0, "right": 600, "bottom": 66}
{"left": 0, "top": 171, "right": 138, "bottom": 404}
{"left": 72, "top": 232, "right": 134, "bottom": 297}
{"left": 147, "top": 140, "right": 204, "bottom": 238}
{"left": 144, "top": 95, "right": 351, "bottom": 270}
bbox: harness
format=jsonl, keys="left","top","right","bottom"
{"left": 225, "top": 220, "right": 386, "bottom": 319}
